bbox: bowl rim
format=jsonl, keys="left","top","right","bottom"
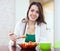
{"left": 18, "top": 42, "right": 37, "bottom": 49}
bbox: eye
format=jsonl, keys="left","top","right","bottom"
{"left": 36, "top": 11, "right": 39, "bottom": 14}
{"left": 31, "top": 9, "right": 34, "bottom": 12}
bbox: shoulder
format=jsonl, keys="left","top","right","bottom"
{"left": 15, "top": 18, "right": 27, "bottom": 28}
{"left": 38, "top": 23, "right": 47, "bottom": 30}
{"left": 41, "top": 23, "right": 46, "bottom": 27}
{"left": 39, "top": 23, "right": 47, "bottom": 27}
{"left": 17, "top": 18, "right": 27, "bottom": 25}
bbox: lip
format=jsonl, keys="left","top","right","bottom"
{"left": 31, "top": 17, "right": 35, "bottom": 19}
{"left": 30, "top": 15, "right": 36, "bottom": 19}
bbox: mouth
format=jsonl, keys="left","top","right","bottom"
{"left": 31, "top": 17, "right": 35, "bottom": 19}
{"left": 30, "top": 15, "right": 36, "bottom": 19}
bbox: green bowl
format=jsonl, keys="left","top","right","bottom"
{"left": 39, "top": 43, "right": 51, "bottom": 51}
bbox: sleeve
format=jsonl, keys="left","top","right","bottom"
{"left": 40, "top": 23, "right": 47, "bottom": 36}
{"left": 40, "top": 23, "right": 53, "bottom": 45}
{"left": 14, "top": 19, "right": 25, "bottom": 37}
{"left": 14, "top": 18, "right": 26, "bottom": 36}
{"left": 9, "top": 19, "right": 26, "bottom": 48}
{"left": 40, "top": 24, "right": 50, "bottom": 43}
{"left": 9, "top": 21, "right": 22, "bottom": 47}
{"left": 14, "top": 21, "right": 21, "bottom": 36}
{"left": 14, "top": 19, "right": 26, "bottom": 44}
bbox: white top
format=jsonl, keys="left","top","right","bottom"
{"left": 14, "top": 19, "right": 50, "bottom": 44}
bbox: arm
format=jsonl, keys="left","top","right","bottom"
{"left": 9, "top": 20, "right": 26, "bottom": 40}
{"left": 40, "top": 23, "right": 49, "bottom": 43}
{"left": 40, "top": 23, "right": 51, "bottom": 43}
{"left": 9, "top": 19, "right": 26, "bottom": 46}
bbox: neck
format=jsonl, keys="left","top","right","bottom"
{"left": 28, "top": 20, "right": 35, "bottom": 26}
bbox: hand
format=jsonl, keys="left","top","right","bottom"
{"left": 17, "top": 35, "right": 26, "bottom": 39}
{"left": 9, "top": 33, "right": 17, "bottom": 41}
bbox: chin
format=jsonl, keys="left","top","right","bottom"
{"left": 30, "top": 19, "right": 36, "bottom": 22}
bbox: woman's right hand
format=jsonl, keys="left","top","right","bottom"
{"left": 17, "top": 35, "right": 26, "bottom": 39}
{"left": 9, "top": 33, "right": 17, "bottom": 42}
{"left": 9, "top": 33, "right": 26, "bottom": 40}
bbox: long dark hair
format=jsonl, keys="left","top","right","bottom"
{"left": 27, "top": 2, "right": 47, "bottom": 25}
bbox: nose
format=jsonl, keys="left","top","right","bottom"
{"left": 32, "top": 11, "right": 36, "bottom": 16}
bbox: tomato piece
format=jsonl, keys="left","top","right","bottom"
{"left": 21, "top": 35, "right": 26, "bottom": 38}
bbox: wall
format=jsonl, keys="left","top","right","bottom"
{"left": 15, "top": 0, "right": 29, "bottom": 23}
{"left": 0, "top": 0, "right": 15, "bottom": 46}
{"left": 55, "top": 0, "right": 60, "bottom": 42}
{"left": 0, "top": 0, "right": 29, "bottom": 46}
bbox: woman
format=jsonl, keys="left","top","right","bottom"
{"left": 9, "top": 2, "right": 49, "bottom": 48}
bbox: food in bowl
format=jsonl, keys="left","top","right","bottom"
{"left": 18, "top": 42, "right": 37, "bottom": 49}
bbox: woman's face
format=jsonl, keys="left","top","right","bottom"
{"left": 28, "top": 5, "right": 39, "bottom": 22}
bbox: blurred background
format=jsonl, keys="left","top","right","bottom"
{"left": 0, "top": 0, "right": 58, "bottom": 47}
